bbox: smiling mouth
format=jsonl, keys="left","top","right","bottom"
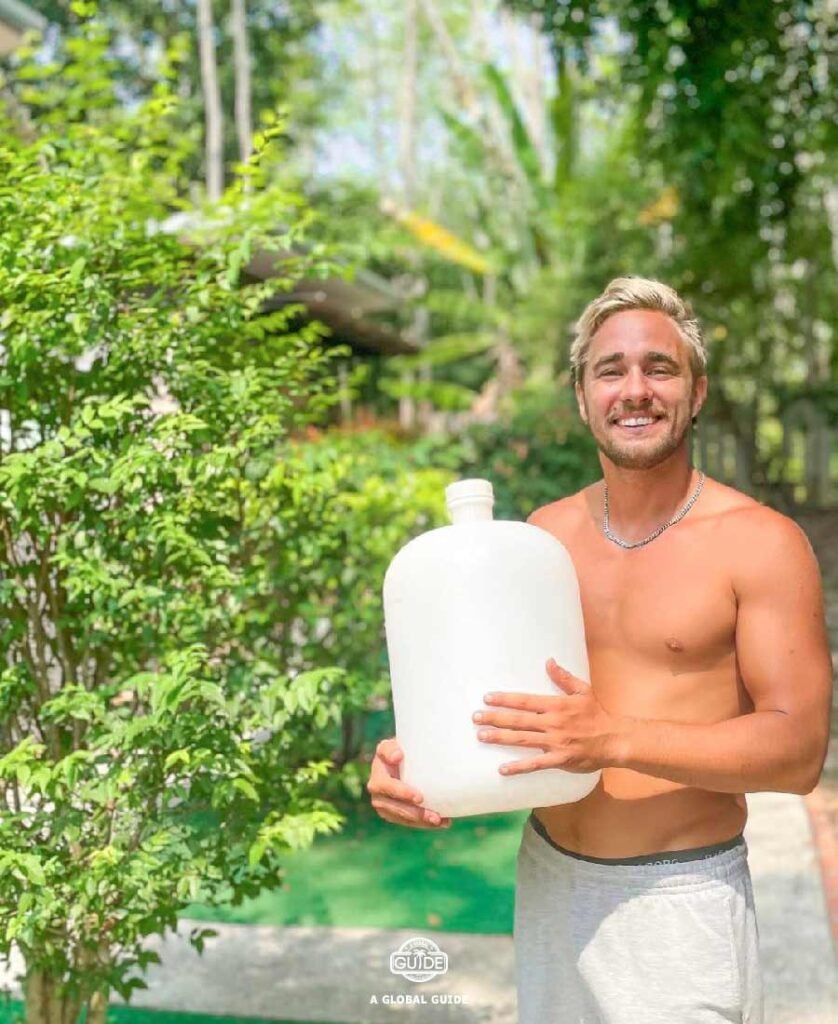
{"left": 610, "top": 414, "right": 665, "bottom": 430}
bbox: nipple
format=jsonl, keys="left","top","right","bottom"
{"left": 665, "top": 637, "right": 685, "bottom": 653}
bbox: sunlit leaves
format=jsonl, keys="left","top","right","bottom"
{"left": 0, "top": 19, "right": 373, "bottom": 1009}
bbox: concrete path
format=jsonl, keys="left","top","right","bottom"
{"left": 745, "top": 791, "right": 837, "bottom": 1023}
{"left": 125, "top": 791, "right": 837, "bottom": 1023}
{"left": 130, "top": 925, "right": 516, "bottom": 1024}
{"left": 0, "top": 791, "right": 834, "bottom": 1023}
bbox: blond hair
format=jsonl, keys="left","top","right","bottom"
{"left": 570, "top": 277, "right": 707, "bottom": 382}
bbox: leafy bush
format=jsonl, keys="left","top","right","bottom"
{"left": 305, "top": 380, "right": 599, "bottom": 779}
{"left": 454, "top": 378, "right": 601, "bottom": 521}
{"left": 0, "top": 21, "right": 401, "bottom": 1023}
{"left": 262, "top": 427, "right": 454, "bottom": 799}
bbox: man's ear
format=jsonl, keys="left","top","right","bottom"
{"left": 691, "top": 373, "right": 708, "bottom": 421}
{"left": 575, "top": 379, "right": 589, "bottom": 425}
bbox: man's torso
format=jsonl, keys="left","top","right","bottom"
{"left": 531, "top": 477, "right": 759, "bottom": 857}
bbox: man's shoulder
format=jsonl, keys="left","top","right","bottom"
{"left": 705, "top": 479, "right": 818, "bottom": 576}
{"left": 706, "top": 479, "right": 809, "bottom": 540}
{"left": 526, "top": 486, "right": 594, "bottom": 531}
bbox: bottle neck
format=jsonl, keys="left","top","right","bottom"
{"left": 447, "top": 499, "right": 493, "bottom": 525}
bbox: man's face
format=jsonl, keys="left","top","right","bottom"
{"left": 574, "top": 309, "right": 707, "bottom": 470}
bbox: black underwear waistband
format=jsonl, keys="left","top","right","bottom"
{"left": 528, "top": 813, "right": 745, "bottom": 866}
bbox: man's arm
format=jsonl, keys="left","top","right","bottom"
{"left": 478, "top": 510, "right": 831, "bottom": 794}
{"left": 611, "top": 511, "right": 833, "bottom": 794}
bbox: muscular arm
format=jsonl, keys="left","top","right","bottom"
{"left": 612, "top": 513, "right": 833, "bottom": 794}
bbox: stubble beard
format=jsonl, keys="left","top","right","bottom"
{"left": 589, "top": 414, "right": 691, "bottom": 470}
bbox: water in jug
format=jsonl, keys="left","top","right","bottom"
{"left": 383, "top": 478, "right": 601, "bottom": 817}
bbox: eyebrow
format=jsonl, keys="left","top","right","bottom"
{"left": 645, "top": 351, "right": 681, "bottom": 369}
{"left": 591, "top": 351, "right": 681, "bottom": 372}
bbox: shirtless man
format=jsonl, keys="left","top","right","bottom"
{"left": 366, "top": 277, "right": 833, "bottom": 1024}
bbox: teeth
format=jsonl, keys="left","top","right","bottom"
{"left": 618, "top": 417, "right": 655, "bottom": 426}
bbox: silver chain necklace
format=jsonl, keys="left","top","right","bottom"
{"left": 602, "top": 471, "right": 705, "bottom": 550}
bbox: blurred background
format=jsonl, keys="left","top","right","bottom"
{"left": 7, "top": 0, "right": 837, "bottom": 511}
{"left": 0, "top": 2, "right": 836, "bottom": 1023}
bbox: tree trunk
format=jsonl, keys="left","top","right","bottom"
{"left": 337, "top": 362, "right": 352, "bottom": 424}
{"left": 197, "top": 0, "right": 224, "bottom": 201}
{"left": 823, "top": 185, "right": 838, "bottom": 273}
{"left": 552, "top": 44, "right": 578, "bottom": 191}
{"left": 499, "top": 7, "right": 526, "bottom": 115}
{"left": 418, "top": 0, "right": 477, "bottom": 113}
{"left": 421, "top": 0, "right": 523, "bottom": 188}
{"left": 526, "top": 14, "right": 549, "bottom": 176}
{"left": 364, "top": 6, "right": 387, "bottom": 182}
{"left": 24, "top": 970, "right": 99, "bottom": 1024}
{"left": 398, "top": 0, "right": 419, "bottom": 432}
{"left": 469, "top": 0, "right": 489, "bottom": 61}
{"left": 230, "top": 0, "right": 253, "bottom": 169}
{"left": 398, "top": 0, "right": 418, "bottom": 205}
{"left": 87, "top": 990, "right": 107, "bottom": 1024}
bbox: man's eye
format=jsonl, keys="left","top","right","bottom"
{"left": 649, "top": 368, "right": 672, "bottom": 376}
{"left": 599, "top": 370, "right": 621, "bottom": 378}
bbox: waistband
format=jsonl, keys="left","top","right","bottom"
{"left": 528, "top": 812, "right": 744, "bottom": 865}
{"left": 523, "top": 813, "right": 749, "bottom": 893}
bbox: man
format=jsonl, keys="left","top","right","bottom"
{"left": 366, "top": 277, "right": 832, "bottom": 1024}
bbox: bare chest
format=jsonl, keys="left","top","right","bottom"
{"left": 567, "top": 531, "right": 738, "bottom": 672}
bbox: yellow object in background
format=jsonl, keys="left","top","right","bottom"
{"left": 381, "top": 197, "right": 494, "bottom": 274}
{"left": 637, "top": 186, "right": 679, "bottom": 225}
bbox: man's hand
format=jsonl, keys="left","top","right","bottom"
{"left": 366, "top": 738, "right": 452, "bottom": 829}
{"left": 472, "top": 658, "right": 620, "bottom": 776}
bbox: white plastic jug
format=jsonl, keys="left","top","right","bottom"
{"left": 382, "top": 478, "right": 600, "bottom": 818}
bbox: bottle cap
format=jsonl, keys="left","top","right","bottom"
{"left": 445, "top": 479, "right": 494, "bottom": 507}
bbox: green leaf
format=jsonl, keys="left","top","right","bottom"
{"left": 247, "top": 839, "right": 267, "bottom": 867}
{"left": 68, "top": 256, "right": 87, "bottom": 284}
{"left": 89, "top": 477, "right": 119, "bottom": 494}
{"left": 231, "top": 777, "right": 259, "bottom": 802}
{"left": 482, "top": 63, "right": 544, "bottom": 195}
{"left": 164, "top": 750, "right": 190, "bottom": 772}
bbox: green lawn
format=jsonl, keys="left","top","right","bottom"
{"left": 0, "top": 1003, "right": 341, "bottom": 1024}
{"left": 0, "top": 801, "right": 526, "bottom": 1024}
{"left": 185, "top": 799, "right": 528, "bottom": 934}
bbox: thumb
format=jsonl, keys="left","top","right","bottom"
{"left": 546, "top": 659, "right": 586, "bottom": 694}
{"left": 377, "top": 738, "right": 403, "bottom": 764}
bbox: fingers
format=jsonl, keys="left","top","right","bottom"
{"left": 367, "top": 737, "right": 451, "bottom": 829}
{"left": 497, "top": 754, "right": 590, "bottom": 776}
{"left": 473, "top": 709, "right": 544, "bottom": 731}
{"left": 483, "top": 691, "right": 545, "bottom": 711}
{"left": 364, "top": 737, "right": 446, "bottom": 823}
{"left": 371, "top": 796, "right": 451, "bottom": 829}
{"left": 367, "top": 752, "right": 423, "bottom": 806}
{"left": 367, "top": 737, "right": 426, "bottom": 806}
{"left": 368, "top": 770, "right": 424, "bottom": 806}
{"left": 477, "top": 728, "right": 549, "bottom": 750}
{"left": 498, "top": 756, "right": 547, "bottom": 777}
{"left": 376, "top": 737, "right": 403, "bottom": 765}
{"left": 546, "top": 660, "right": 586, "bottom": 692}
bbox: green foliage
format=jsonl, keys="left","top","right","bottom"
{"left": 21, "top": 0, "right": 328, "bottom": 185}
{"left": 270, "top": 393, "right": 597, "bottom": 793}
{"left": 453, "top": 380, "right": 601, "bottom": 521}
{"left": 0, "top": 20, "right": 384, "bottom": 1017}
{"left": 255, "top": 428, "right": 452, "bottom": 794}
{"left": 492, "top": 0, "right": 838, "bottom": 500}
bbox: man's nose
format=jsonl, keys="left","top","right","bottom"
{"left": 620, "top": 366, "right": 653, "bottom": 403}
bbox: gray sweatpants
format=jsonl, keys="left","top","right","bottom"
{"left": 515, "top": 814, "right": 763, "bottom": 1024}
